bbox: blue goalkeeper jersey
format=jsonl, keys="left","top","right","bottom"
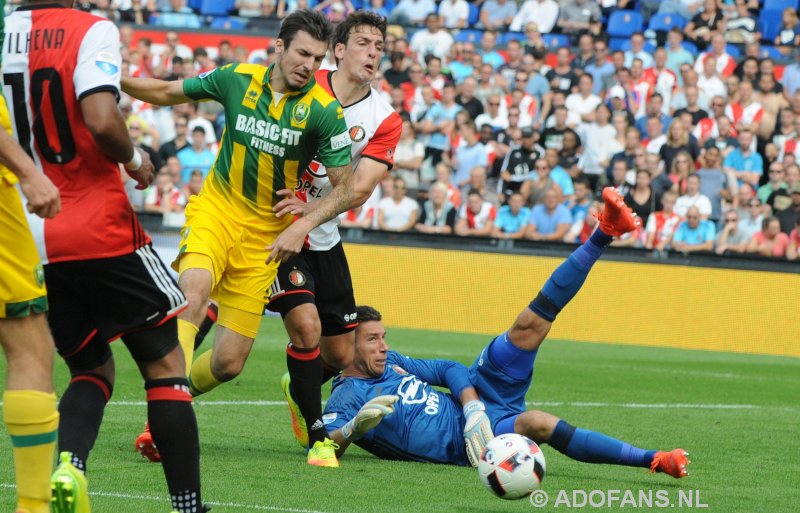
{"left": 324, "top": 351, "right": 472, "bottom": 466}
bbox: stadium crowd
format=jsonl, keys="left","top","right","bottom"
{"left": 11, "top": 0, "right": 800, "bottom": 260}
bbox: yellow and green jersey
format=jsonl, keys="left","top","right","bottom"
{"left": 183, "top": 63, "right": 351, "bottom": 225}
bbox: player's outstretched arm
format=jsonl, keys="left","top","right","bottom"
{"left": 0, "top": 129, "right": 60, "bottom": 219}
{"left": 461, "top": 387, "right": 494, "bottom": 467}
{"left": 121, "top": 76, "right": 191, "bottom": 106}
{"left": 329, "top": 395, "right": 399, "bottom": 458}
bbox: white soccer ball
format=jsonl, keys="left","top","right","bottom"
{"left": 477, "top": 433, "right": 546, "bottom": 500}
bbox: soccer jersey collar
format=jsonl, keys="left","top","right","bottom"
{"left": 265, "top": 63, "right": 314, "bottom": 96}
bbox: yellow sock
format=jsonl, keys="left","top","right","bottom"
{"left": 188, "top": 349, "right": 221, "bottom": 397}
{"left": 178, "top": 318, "right": 199, "bottom": 377}
{"left": 3, "top": 390, "right": 59, "bottom": 513}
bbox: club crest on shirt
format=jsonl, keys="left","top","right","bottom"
{"left": 291, "top": 103, "right": 310, "bottom": 125}
{"left": 288, "top": 269, "right": 306, "bottom": 287}
{"left": 349, "top": 125, "right": 366, "bottom": 142}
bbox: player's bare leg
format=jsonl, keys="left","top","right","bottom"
{"left": 319, "top": 331, "right": 355, "bottom": 372}
{"left": 0, "top": 315, "right": 58, "bottom": 513}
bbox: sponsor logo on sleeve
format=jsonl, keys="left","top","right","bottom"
{"left": 95, "top": 51, "right": 119, "bottom": 75}
{"left": 322, "top": 412, "right": 337, "bottom": 425}
{"left": 330, "top": 131, "right": 352, "bottom": 151}
{"left": 198, "top": 68, "right": 217, "bottom": 79}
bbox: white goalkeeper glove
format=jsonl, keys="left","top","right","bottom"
{"left": 341, "top": 395, "right": 399, "bottom": 442}
{"left": 463, "top": 400, "right": 494, "bottom": 467}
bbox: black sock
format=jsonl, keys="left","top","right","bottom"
{"left": 286, "top": 344, "right": 327, "bottom": 445}
{"left": 321, "top": 360, "right": 341, "bottom": 385}
{"left": 145, "top": 377, "right": 202, "bottom": 513}
{"left": 58, "top": 374, "right": 113, "bottom": 473}
{"left": 194, "top": 303, "right": 218, "bottom": 350}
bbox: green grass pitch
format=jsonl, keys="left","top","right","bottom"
{"left": 1, "top": 316, "right": 798, "bottom": 512}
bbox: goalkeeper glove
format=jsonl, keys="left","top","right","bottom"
{"left": 341, "top": 395, "right": 399, "bottom": 442}
{"left": 463, "top": 399, "right": 494, "bottom": 467}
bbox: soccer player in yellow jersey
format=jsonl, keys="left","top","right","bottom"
{"left": 0, "top": 34, "right": 62, "bottom": 512}
{"left": 121, "top": 9, "right": 355, "bottom": 463}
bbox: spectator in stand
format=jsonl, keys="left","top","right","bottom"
{"left": 378, "top": 177, "right": 419, "bottom": 232}
{"left": 577, "top": 103, "right": 616, "bottom": 188}
{"left": 673, "top": 85, "right": 708, "bottom": 126}
{"left": 737, "top": 56, "right": 759, "bottom": 86}
{"left": 726, "top": 81, "right": 764, "bottom": 140}
{"left": 453, "top": 122, "right": 490, "bottom": 188}
{"left": 177, "top": 126, "right": 215, "bottom": 182}
{"left": 127, "top": 115, "right": 162, "bottom": 171}
{"left": 758, "top": 162, "right": 789, "bottom": 205}
{"left": 152, "top": 0, "right": 202, "bottom": 28}
{"left": 475, "top": 63, "right": 506, "bottom": 106}
{"left": 643, "top": 116, "right": 667, "bottom": 154}
{"left": 643, "top": 51, "right": 677, "bottom": 115}
{"left": 510, "top": 0, "right": 559, "bottom": 33}
{"left": 463, "top": 166, "right": 498, "bottom": 205}
{"left": 660, "top": 119, "right": 699, "bottom": 172}
{"left": 420, "top": 83, "right": 462, "bottom": 172}
{"left": 684, "top": 0, "right": 725, "bottom": 51}
{"left": 455, "top": 77, "right": 484, "bottom": 120}
{"left": 478, "top": 31, "right": 506, "bottom": 71}
{"left": 665, "top": 28, "right": 695, "bottom": 78}
{"left": 409, "top": 13, "right": 453, "bottom": 66}
{"left": 747, "top": 216, "right": 790, "bottom": 258}
{"left": 675, "top": 173, "right": 712, "bottom": 220}
{"left": 737, "top": 196, "right": 764, "bottom": 241}
{"left": 645, "top": 189, "right": 682, "bottom": 252}
{"left": 475, "top": 94, "right": 509, "bottom": 131}
{"left": 499, "top": 127, "right": 540, "bottom": 203}
{"left": 158, "top": 113, "right": 189, "bottom": 162}
{"left": 563, "top": 176, "right": 593, "bottom": 243}
{"left": 657, "top": 0, "right": 703, "bottom": 20}
{"left": 788, "top": 216, "right": 800, "bottom": 260}
{"left": 781, "top": 51, "right": 800, "bottom": 100}
{"left": 694, "top": 34, "right": 736, "bottom": 78}
{"left": 499, "top": 41, "right": 526, "bottom": 86}
{"left": 411, "top": 84, "right": 437, "bottom": 125}
{"left": 438, "top": 0, "right": 469, "bottom": 29}
{"left": 575, "top": 201, "right": 601, "bottom": 243}
{"left": 585, "top": 39, "right": 616, "bottom": 97}
{"left": 755, "top": 73, "right": 789, "bottom": 142}
{"left": 774, "top": 7, "right": 800, "bottom": 56}
{"left": 558, "top": 0, "right": 602, "bottom": 37}
{"left": 394, "top": 117, "right": 426, "bottom": 191}
{"left": 558, "top": 130, "right": 582, "bottom": 179}
{"left": 544, "top": 148, "right": 575, "bottom": 200}
{"left": 182, "top": 169, "right": 204, "bottom": 200}
{"left": 704, "top": 115, "right": 739, "bottom": 157}
{"left": 339, "top": 204, "right": 375, "bottom": 229}
{"left": 455, "top": 189, "right": 497, "bottom": 237}
{"left": 435, "top": 162, "right": 462, "bottom": 208}
{"left": 566, "top": 74, "right": 602, "bottom": 126}
{"left": 667, "top": 150, "right": 694, "bottom": 195}
{"left": 525, "top": 188, "right": 572, "bottom": 241}
{"left": 696, "top": 146, "right": 733, "bottom": 224}
{"left": 186, "top": 101, "right": 217, "bottom": 146}
{"left": 624, "top": 168, "right": 661, "bottom": 222}
{"left": 725, "top": 0, "right": 758, "bottom": 45}
{"left": 384, "top": 52, "right": 410, "bottom": 87}
{"left": 523, "top": 157, "right": 561, "bottom": 206}
{"left": 570, "top": 34, "right": 595, "bottom": 72}
{"left": 144, "top": 170, "right": 186, "bottom": 214}
{"left": 646, "top": 153, "right": 674, "bottom": 197}
{"left": 521, "top": 23, "right": 546, "bottom": 53}
{"left": 492, "top": 192, "right": 531, "bottom": 239}
{"left": 696, "top": 56, "right": 727, "bottom": 102}
{"left": 546, "top": 48, "right": 580, "bottom": 96}
{"left": 768, "top": 167, "right": 799, "bottom": 233}
{"left": 607, "top": 126, "right": 641, "bottom": 183}
{"left": 715, "top": 209, "right": 749, "bottom": 255}
{"left": 479, "top": 0, "right": 516, "bottom": 30}
{"left": 723, "top": 129, "right": 762, "bottom": 187}
{"left": 672, "top": 205, "right": 715, "bottom": 253}
{"left": 390, "top": 0, "right": 436, "bottom": 25}
{"left": 416, "top": 182, "right": 457, "bottom": 234}
{"left": 624, "top": 33, "right": 654, "bottom": 69}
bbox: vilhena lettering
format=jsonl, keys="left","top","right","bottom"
{"left": 236, "top": 114, "right": 301, "bottom": 145}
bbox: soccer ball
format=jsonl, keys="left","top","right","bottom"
{"left": 477, "top": 433, "right": 546, "bottom": 500}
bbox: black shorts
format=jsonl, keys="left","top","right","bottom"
{"left": 44, "top": 244, "right": 187, "bottom": 372}
{"left": 266, "top": 242, "right": 357, "bottom": 337}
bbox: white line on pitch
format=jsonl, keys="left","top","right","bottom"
{"left": 0, "top": 484, "right": 336, "bottom": 513}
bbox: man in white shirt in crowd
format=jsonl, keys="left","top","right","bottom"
{"left": 378, "top": 177, "right": 419, "bottom": 232}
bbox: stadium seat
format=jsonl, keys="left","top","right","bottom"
{"left": 606, "top": 10, "right": 644, "bottom": 38}
{"left": 188, "top": 0, "right": 202, "bottom": 11}
{"left": 542, "top": 33, "right": 570, "bottom": 50}
{"left": 200, "top": 0, "right": 233, "bottom": 16}
{"left": 763, "top": 0, "right": 799, "bottom": 11}
{"left": 467, "top": 3, "right": 480, "bottom": 26}
{"left": 618, "top": 40, "right": 657, "bottom": 53}
{"left": 726, "top": 44, "right": 742, "bottom": 58}
{"left": 210, "top": 16, "right": 246, "bottom": 30}
{"left": 681, "top": 41, "right": 698, "bottom": 56}
{"left": 608, "top": 37, "right": 627, "bottom": 51}
{"left": 760, "top": 45, "right": 786, "bottom": 61}
{"left": 759, "top": 9, "right": 785, "bottom": 43}
{"left": 500, "top": 32, "right": 526, "bottom": 45}
{"left": 648, "top": 13, "right": 688, "bottom": 32}
{"left": 454, "top": 29, "right": 483, "bottom": 44}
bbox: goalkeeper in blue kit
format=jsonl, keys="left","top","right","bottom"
{"left": 324, "top": 189, "right": 690, "bottom": 478}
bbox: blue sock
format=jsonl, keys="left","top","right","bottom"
{"left": 529, "top": 233, "right": 610, "bottom": 322}
{"left": 487, "top": 333, "right": 538, "bottom": 381}
{"left": 548, "top": 420, "right": 655, "bottom": 468}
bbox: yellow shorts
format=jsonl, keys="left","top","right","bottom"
{"left": 0, "top": 180, "right": 48, "bottom": 319}
{"left": 174, "top": 191, "right": 288, "bottom": 321}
